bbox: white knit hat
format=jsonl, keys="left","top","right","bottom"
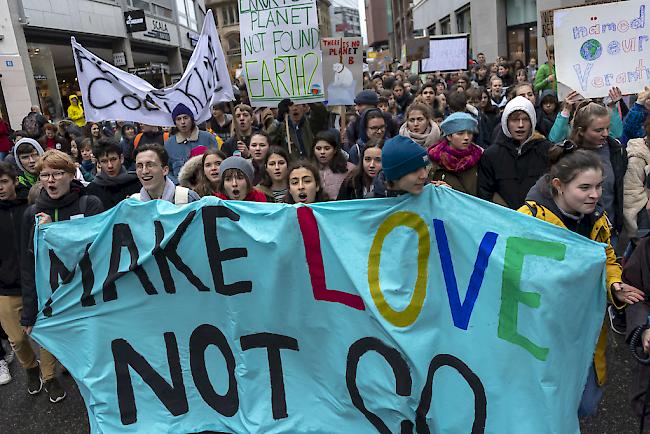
{"left": 501, "top": 96, "right": 537, "bottom": 139}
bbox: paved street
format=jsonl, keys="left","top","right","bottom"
{"left": 0, "top": 331, "right": 642, "bottom": 433}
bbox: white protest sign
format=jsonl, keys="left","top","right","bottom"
{"left": 72, "top": 11, "right": 233, "bottom": 126}
{"left": 239, "top": 0, "right": 324, "bottom": 107}
{"left": 554, "top": 1, "right": 649, "bottom": 98}
{"left": 321, "top": 37, "right": 363, "bottom": 105}
{"left": 419, "top": 35, "right": 469, "bottom": 73}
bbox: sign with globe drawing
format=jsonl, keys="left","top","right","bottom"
{"left": 554, "top": 0, "right": 649, "bottom": 98}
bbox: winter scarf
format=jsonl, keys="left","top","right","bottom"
{"left": 428, "top": 139, "right": 483, "bottom": 173}
{"left": 398, "top": 120, "right": 441, "bottom": 148}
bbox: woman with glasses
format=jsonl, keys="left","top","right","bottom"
{"left": 20, "top": 149, "right": 104, "bottom": 403}
{"left": 349, "top": 108, "right": 389, "bottom": 165}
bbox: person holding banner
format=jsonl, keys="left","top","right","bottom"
{"left": 370, "top": 135, "right": 448, "bottom": 198}
{"left": 165, "top": 103, "right": 219, "bottom": 184}
{"left": 131, "top": 144, "right": 200, "bottom": 204}
{"left": 519, "top": 142, "right": 644, "bottom": 417}
{"left": 20, "top": 150, "right": 104, "bottom": 402}
{"left": 0, "top": 162, "right": 37, "bottom": 390}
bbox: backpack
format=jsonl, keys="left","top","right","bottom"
{"left": 133, "top": 132, "right": 170, "bottom": 149}
{"left": 129, "top": 186, "right": 190, "bottom": 204}
{"left": 22, "top": 113, "right": 41, "bottom": 138}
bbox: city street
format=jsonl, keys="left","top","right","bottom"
{"left": 0, "top": 331, "right": 642, "bottom": 433}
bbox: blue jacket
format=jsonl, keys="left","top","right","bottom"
{"left": 164, "top": 128, "right": 218, "bottom": 184}
{"left": 623, "top": 102, "right": 648, "bottom": 144}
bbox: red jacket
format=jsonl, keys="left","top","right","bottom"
{"left": 0, "top": 120, "right": 12, "bottom": 153}
{"left": 215, "top": 188, "right": 267, "bottom": 202}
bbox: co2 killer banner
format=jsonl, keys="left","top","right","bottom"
{"left": 239, "top": 0, "right": 324, "bottom": 107}
{"left": 321, "top": 37, "right": 363, "bottom": 105}
{"left": 554, "top": 1, "right": 649, "bottom": 98}
{"left": 71, "top": 11, "right": 233, "bottom": 126}
{"left": 31, "top": 188, "right": 606, "bottom": 433}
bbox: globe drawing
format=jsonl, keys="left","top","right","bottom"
{"left": 580, "top": 39, "right": 602, "bottom": 61}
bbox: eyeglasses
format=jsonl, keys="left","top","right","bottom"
{"left": 368, "top": 125, "right": 386, "bottom": 132}
{"left": 136, "top": 162, "right": 162, "bottom": 171}
{"left": 39, "top": 171, "right": 66, "bottom": 181}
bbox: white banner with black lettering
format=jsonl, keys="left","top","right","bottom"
{"left": 71, "top": 10, "right": 233, "bottom": 126}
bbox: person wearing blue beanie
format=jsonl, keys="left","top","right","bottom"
{"left": 378, "top": 135, "right": 431, "bottom": 195}
{"left": 429, "top": 112, "right": 483, "bottom": 196}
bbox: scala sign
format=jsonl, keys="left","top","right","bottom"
{"left": 124, "top": 9, "right": 146, "bottom": 33}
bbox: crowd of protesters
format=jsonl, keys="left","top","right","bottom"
{"left": 1, "top": 46, "right": 650, "bottom": 424}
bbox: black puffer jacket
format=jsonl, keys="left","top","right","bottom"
{"left": 21, "top": 181, "right": 104, "bottom": 326}
{"left": 0, "top": 185, "right": 29, "bottom": 296}
{"left": 86, "top": 167, "right": 141, "bottom": 210}
{"left": 478, "top": 129, "right": 551, "bottom": 209}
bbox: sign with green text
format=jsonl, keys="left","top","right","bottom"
{"left": 239, "top": 0, "right": 324, "bottom": 107}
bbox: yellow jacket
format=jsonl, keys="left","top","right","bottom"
{"left": 67, "top": 95, "right": 86, "bottom": 127}
{"left": 518, "top": 200, "right": 622, "bottom": 386}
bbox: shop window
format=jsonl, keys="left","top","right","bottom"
{"left": 506, "top": 0, "right": 536, "bottom": 26}
{"left": 507, "top": 24, "right": 537, "bottom": 64}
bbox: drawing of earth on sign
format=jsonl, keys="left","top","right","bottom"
{"left": 580, "top": 39, "right": 602, "bottom": 61}
{"left": 327, "top": 62, "right": 357, "bottom": 105}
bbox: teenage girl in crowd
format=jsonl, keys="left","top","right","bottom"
{"left": 311, "top": 130, "right": 354, "bottom": 200}
{"left": 257, "top": 146, "right": 290, "bottom": 203}
{"left": 398, "top": 103, "right": 441, "bottom": 149}
{"left": 249, "top": 131, "right": 271, "bottom": 185}
{"left": 428, "top": 112, "right": 483, "bottom": 196}
{"left": 192, "top": 149, "right": 226, "bottom": 197}
{"left": 338, "top": 142, "right": 383, "bottom": 200}
{"left": 215, "top": 156, "right": 267, "bottom": 202}
{"left": 519, "top": 143, "right": 643, "bottom": 417}
{"left": 286, "top": 160, "right": 329, "bottom": 204}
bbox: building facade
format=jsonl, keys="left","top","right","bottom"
{"left": 331, "top": 6, "right": 362, "bottom": 38}
{"left": 0, "top": 0, "right": 207, "bottom": 129}
{"left": 412, "top": 0, "right": 608, "bottom": 67}
{"left": 365, "top": 0, "right": 389, "bottom": 50}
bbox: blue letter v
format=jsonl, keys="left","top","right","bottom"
{"left": 433, "top": 219, "right": 498, "bottom": 330}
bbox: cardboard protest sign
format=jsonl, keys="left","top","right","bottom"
{"left": 419, "top": 34, "right": 469, "bottom": 73}
{"left": 31, "top": 188, "right": 606, "bottom": 433}
{"left": 239, "top": 0, "right": 324, "bottom": 107}
{"left": 554, "top": 1, "right": 649, "bottom": 98}
{"left": 406, "top": 37, "right": 431, "bottom": 62}
{"left": 71, "top": 11, "right": 232, "bottom": 126}
{"left": 321, "top": 37, "right": 363, "bottom": 105}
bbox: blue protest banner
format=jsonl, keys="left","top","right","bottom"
{"left": 30, "top": 187, "right": 606, "bottom": 433}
